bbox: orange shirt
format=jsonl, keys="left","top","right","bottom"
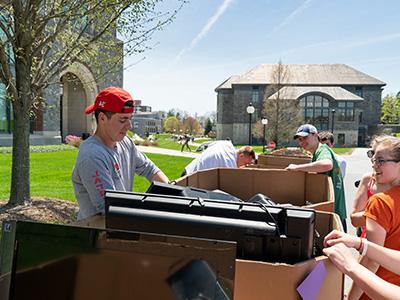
{"left": 361, "top": 186, "right": 400, "bottom": 300}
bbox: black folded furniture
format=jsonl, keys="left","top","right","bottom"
{"left": 105, "top": 190, "right": 316, "bottom": 264}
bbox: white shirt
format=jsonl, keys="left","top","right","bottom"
{"left": 185, "top": 141, "right": 237, "bottom": 174}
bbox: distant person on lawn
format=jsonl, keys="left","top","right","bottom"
{"left": 181, "top": 134, "right": 191, "bottom": 152}
{"left": 285, "top": 124, "right": 347, "bottom": 232}
{"left": 180, "top": 141, "right": 255, "bottom": 177}
{"left": 72, "top": 87, "right": 169, "bottom": 221}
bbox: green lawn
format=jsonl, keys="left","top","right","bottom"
{"left": 0, "top": 149, "right": 193, "bottom": 202}
{"left": 333, "top": 148, "right": 353, "bottom": 155}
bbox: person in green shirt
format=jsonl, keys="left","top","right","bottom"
{"left": 285, "top": 124, "right": 347, "bottom": 232}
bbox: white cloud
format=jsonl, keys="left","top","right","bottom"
{"left": 266, "top": 0, "right": 314, "bottom": 37}
{"left": 173, "top": 0, "right": 235, "bottom": 63}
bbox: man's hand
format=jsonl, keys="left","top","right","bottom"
{"left": 285, "top": 164, "right": 300, "bottom": 171}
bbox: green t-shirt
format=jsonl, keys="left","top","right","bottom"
{"left": 312, "top": 143, "right": 347, "bottom": 220}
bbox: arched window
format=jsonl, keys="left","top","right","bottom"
{"left": 299, "top": 94, "right": 330, "bottom": 130}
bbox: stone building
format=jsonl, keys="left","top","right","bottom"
{"left": 215, "top": 64, "right": 385, "bottom": 146}
{"left": 0, "top": 26, "right": 123, "bottom": 146}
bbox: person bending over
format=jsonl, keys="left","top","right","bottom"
{"left": 181, "top": 141, "right": 255, "bottom": 177}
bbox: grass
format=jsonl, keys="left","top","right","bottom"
{"left": 332, "top": 148, "right": 353, "bottom": 155}
{"left": 0, "top": 149, "right": 193, "bottom": 202}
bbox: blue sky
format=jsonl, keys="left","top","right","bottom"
{"left": 123, "top": 0, "right": 400, "bottom": 115}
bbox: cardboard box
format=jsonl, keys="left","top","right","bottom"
{"left": 257, "top": 154, "right": 311, "bottom": 169}
{"left": 175, "top": 168, "right": 334, "bottom": 211}
{"left": 234, "top": 211, "right": 344, "bottom": 300}
{"left": 0, "top": 221, "right": 236, "bottom": 300}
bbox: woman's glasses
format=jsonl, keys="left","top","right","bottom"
{"left": 368, "top": 150, "right": 400, "bottom": 166}
{"left": 371, "top": 158, "right": 400, "bottom": 167}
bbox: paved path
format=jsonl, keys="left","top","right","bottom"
{"left": 136, "top": 145, "right": 199, "bottom": 159}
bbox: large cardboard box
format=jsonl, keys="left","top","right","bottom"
{"left": 175, "top": 168, "right": 334, "bottom": 212}
{"left": 0, "top": 221, "right": 236, "bottom": 300}
{"left": 234, "top": 211, "right": 344, "bottom": 300}
{"left": 257, "top": 154, "right": 312, "bottom": 169}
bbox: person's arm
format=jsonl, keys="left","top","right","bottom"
{"left": 350, "top": 174, "right": 371, "bottom": 227}
{"left": 323, "top": 243, "right": 400, "bottom": 300}
{"left": 348, "top": 218, "right": 387, "bottom": 300}
{"left": 285, "top": 159, "right": 332, "bottom": 173}
{"left": 325, "top": 230, "right": 400, "bottom": 274}
{"left": 151, "top": 170, "right": 169, "bottom": 183}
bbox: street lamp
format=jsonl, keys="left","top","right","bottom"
{"left": 59, "top": 82, "right": 64, "bottom": 143}
{"left": 246, "top": 102, "right": 255, "bottom": 145}
{"left": 261, "top": 117, "right": 268, "bottom": 153}
{"left": 331, "top": 109, "right": 336, "bottom": 134}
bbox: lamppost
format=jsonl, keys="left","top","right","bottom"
{"left": 246, "top": 103, "right": 255, "bottom": 145}
{"left": 331, "top": 109, "right": 336, "bottom": 134}
{"left": 261, "top": 117, "right": 268, "bottom": 153}
{"left": 59, "top": 82, "right": 64, "bottom": 143}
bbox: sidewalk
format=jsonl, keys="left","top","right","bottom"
{"left": 136, "top": 145, "right": 199, "bottom": 158}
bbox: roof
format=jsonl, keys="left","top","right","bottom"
{"left": 215, "top": 75, "right": 240, "bottom": 90}
{"left": 267, "top": 86, "right": 364, "bottom": 101}
{"left": 215, "top": 64, "right": 386, "bottom": 90}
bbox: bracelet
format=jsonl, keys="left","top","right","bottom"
{"left": 360, "top": 238, "right": 368, "bottom": 256}
{"left": 357, "top": 237, "right": 363, "bottom": 251}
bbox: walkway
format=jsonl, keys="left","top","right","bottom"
{"left": 136, "top": 145, "right": 199, "bottom": 159}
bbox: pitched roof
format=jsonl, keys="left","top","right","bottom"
{"left": 267, "top": 86, "right": 364, "bottom": 101}
{"left": 216, "top": 64, "right": 386, "bottom": 90}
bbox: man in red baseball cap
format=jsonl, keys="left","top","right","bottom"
{"left": 72, "top": 87, "right": 169, "bottom": 221}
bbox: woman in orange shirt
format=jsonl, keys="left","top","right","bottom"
{"left": 348, "top": 135, "right": 400, "bottom": 300}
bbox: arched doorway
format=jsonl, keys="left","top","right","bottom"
{"left": 60, "top": 62, "right": 97, "bottom": 138}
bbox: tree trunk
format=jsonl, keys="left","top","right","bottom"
{"left": 9, "top": 106, "right": 31, "bottom": 205}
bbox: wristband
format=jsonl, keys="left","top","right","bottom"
{"left": 360, "top": 238, "right": 368, "bottom": 256}
{"left": 357, "top": 237, "right": 363, "bottom": 251}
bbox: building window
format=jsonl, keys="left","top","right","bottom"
{"left": 133, "top": 121, "right": 139, "bottom": 129}
{"left": 252, "top": 86, "right": 259, "bottom": 104}
{"left": 337, "top": 102, "right": 354, "bottom": 121}
{"left": 299, "top": 94, "right": 330, "bottom": 130}
{"left": 338, "top": 133, "right": 345, "bottom": 145}
{"left": 355, "top": 86, "right": 363, "bottom": 97}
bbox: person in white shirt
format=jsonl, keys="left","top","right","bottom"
{"left": 319, "top": 131, "right": 347, "bottom": 178}
{"left": 181, "top": 141, "right": 255, "bottom": 176}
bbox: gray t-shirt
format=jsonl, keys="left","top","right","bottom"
{"left": 72, "top": 135, "right": 160, "bottom": 220}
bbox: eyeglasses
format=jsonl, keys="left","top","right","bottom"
{"left": 371, "top": 158, "right": 400, "bottom": 166}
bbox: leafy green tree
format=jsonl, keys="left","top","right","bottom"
{"left": 164, "top": 116, "right": 181, "bottom": 133}
{"left": 381, "top": 94, "right": 400, "bottom": 124}
{"left": 204, "top": 118, "right": 212, "bottom": 136}
{"left": 0, "top": 0, "right": 184, "bottom": 205}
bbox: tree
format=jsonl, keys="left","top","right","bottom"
{"left": 381, "top": 94, "right": 400, "bottom": 124}
{"left": 0, "top": 0, "right": 185, "bottom": 205}
{"left": 182, "top": 116, "right": 201, "bottom": 135}
{"left": 261, "top": 61, "right": 301, "bottom": 147}
{"left": 164, "top": 116, "right": 180, "bottom": 133}
{"left": 204, "top": 118, "right": 212, "bottom": 136}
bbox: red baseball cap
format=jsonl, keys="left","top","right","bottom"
{"left": 85, "top": 87, "right": 134, "bottom": 114}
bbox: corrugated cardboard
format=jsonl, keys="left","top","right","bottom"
{"left": 0, "top": 221, "right": 236, "bottom": 300}
{"left": 257, "top": 154, "right": 311, "bottom": 169}
{"left": 176, "top": 168, "right": 334, "bottom": 210}
{"left": 234, "top": 211, "right": 343, "bottom": 300}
